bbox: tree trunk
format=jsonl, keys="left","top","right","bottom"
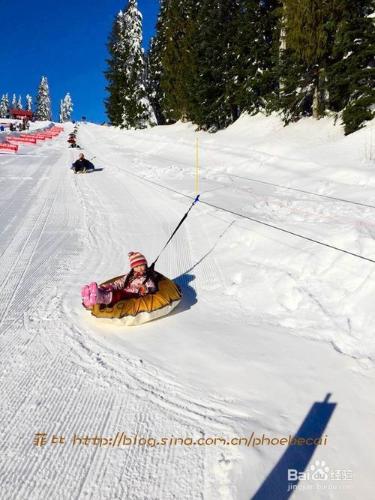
{"left": 312, "top": 68, "right": 323, "bottom": 119}
{"left": 312, "top": 84, "right": 320, "bottom": 119}
{"left": 279, "top": 8, "right": 286, "bottom": 92}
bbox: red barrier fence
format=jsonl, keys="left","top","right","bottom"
{"left": 0, "top": 143, "right": 18, "bottom": 152}
{"left": 20, "top": 134, "right": 42, "bottom": 141}
{"left": 32, "top": 134, "right": 49, "bottom": 140}
{"left": 7, "top": 136, "right": 37, "bottom": 144}
{"left": 1, "top": 126, "right": 63, "bottom": 153}
{"left": 43, "top": 133, "right": 59, "bottom": 138}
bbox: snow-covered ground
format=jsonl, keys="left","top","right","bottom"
{"left": 0, "top": 115, "right": 374, "bottom": 499}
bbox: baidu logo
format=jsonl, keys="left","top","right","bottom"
{"left": 288, "top": 460, "right": 330, "bottom": 481}
{"left": 287, "top": 460, "right": 353, "bottom": 492}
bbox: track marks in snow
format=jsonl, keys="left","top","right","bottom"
{"left": 37, "top": 129, "right": 240, "bottom": 499}
{"left": 0, "top": 152, "right": 68, "bottom": 330}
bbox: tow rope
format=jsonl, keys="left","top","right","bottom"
{"left": 150, "top": 195, "right": 200, "bottom": 269}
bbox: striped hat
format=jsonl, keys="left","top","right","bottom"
{"left": 128, "top": 251, "right": 147, "bottom": 269}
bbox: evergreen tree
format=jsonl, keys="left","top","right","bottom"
{"left": 35, "top": 76, "right": 52, "bottom": 120}
{"left": 26, "top": 94, "right": 33, "bottom": 111}
{"left": 105, "top": 9, "right": 126, "bottom": 126}
{"left": 59, "top": 100, "right": 64, "bottom": 123}
{"left": 0, "top": 94, "right": 8, "bottom": 118}
{"left": 11, "top": 94, "right": 16, "bottom": 109}
{"left": 232, "top": 0, "right": 262, "bottom": 114}
{"left": 327, "top": 0, "right": 375, "bottom": 134}
{"left": 5, "top": 94, "right": 9, "bottom": 115}
{"left": 105, "top": 0, "right": 155, "bottom": 128}
{"left": 157, "top": 0, "right": 198, "bottom": 123}
{"left": 187, "top": 0, "right": 241, "bottom": 130}
{"left": 59, "top": 92, "right": 73, "bottom": 122}
{"left": 145, "top": 0, "right": 169, "bottom": 125}
{"left": 144, "top": 0, "right": 372, "bottom": 135}
{"left": 16, "top": 95, "right": 23, "bottom": 109}
{"left": 148, "top": 0, "right": 280, "bottom": 128}
{"left": 277, "top": 0, "right": 340, "bottom": 122}
{"left": 65, "top": 93, "right": 73, "bottom": 121}
{"left": 149, "top": 0, "right": 280, "bottom": 129}
{"left": 146, "top": 34, "right": 166, "bottom": 124}
{"left": 0, "top": 95, "right": 4, "bottom": 118}
{"left": 235, "top": 0, "right": 280, "bottom": 115}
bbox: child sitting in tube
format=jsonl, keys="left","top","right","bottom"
{"left": 81, "top": 252, "right": 157, "bottom": 308}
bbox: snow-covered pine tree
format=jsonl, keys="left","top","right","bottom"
{"left": 11, "top": 94, "right": 17, "bottom": 109}
{"left": 60, "top": 93, "right": 73, "bottom": 122}
{"left": 232, "top": 0, "right": 280, "bottom": 115}
{"left": 105, "top": 0, "right": 155, "bottom": 128}
{"left": 105, "top": 10, "right": 125, "bottom": 126}
{"left": 26, "top": 94, "right": 32, "bottom": 111}
{"left": 16, "top": 95, "right": 23, "bottom": 109}
{"left": 0, "top": 94, "right": 8, "bottom": 118}
{"left": 146, "top": 34, "right": 166, "bottom": 124}
{"left": 145, "top": 0, "right": 175, "bottom": 126}
{"left": 0, "top": 95, "right": 4, "bottom": 118}
{"left": 327, "top": 0, "right": 375, "bottom": 134}
{"left": 35, "top": 76, "right": 52, "bottom": 121}
{"left": 59, "top": 100, "right": 64, "bottom": 123}
{"left": 4, "top": 94, "right": 9, "bottom": 115}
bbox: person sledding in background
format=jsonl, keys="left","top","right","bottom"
{"left": 72, "top": 153, "right": 93, "bottom": 174}
{"left": 81, "top": 252, "right": 157, "bottom": 308}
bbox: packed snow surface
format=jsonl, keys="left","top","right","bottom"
{"left": 0, "top": 115, "right": 374, "bottom": 499}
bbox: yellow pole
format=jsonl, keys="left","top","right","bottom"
{"left": 195, "top": 135, "right": 199, "bottom": 195}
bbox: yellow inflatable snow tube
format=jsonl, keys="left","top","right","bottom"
{"left": 89, "top": 272, "right": 182, "bottom": 326}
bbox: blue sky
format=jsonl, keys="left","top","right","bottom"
{"left": 0, "top": 0, "right": 159, "bottom": 123}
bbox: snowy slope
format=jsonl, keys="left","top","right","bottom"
{"left": 0, "top": 115, "right": 374, "bottom": 499}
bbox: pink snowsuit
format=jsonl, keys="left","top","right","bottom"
{"left": 104, "top": 270, "right": 157, "bottom": 304}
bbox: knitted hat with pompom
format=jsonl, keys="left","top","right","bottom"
{"left": 128, "top": 251, "right": 147, "bottom": 269}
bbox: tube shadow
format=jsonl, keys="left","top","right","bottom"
{"left": 171, "top": 273, "right": 197, "bottom": 314}
{"left": 252, "top": 394, "right": 337, "bottom": 499}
